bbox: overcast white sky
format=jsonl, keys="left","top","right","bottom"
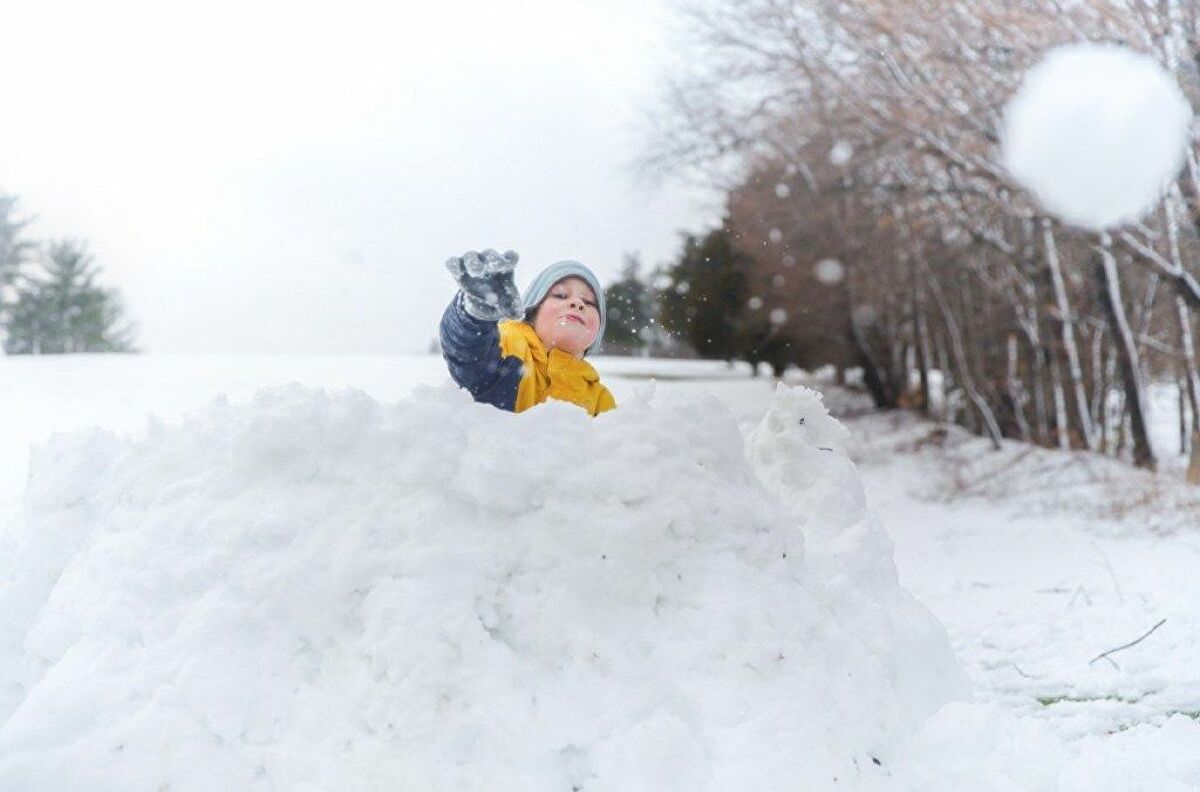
{"left": 0, "top": 0, "right": 717, "bottom": 353}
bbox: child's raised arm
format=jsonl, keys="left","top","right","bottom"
{"left": 439, "top": 249, "right": 525, "bottom": 411}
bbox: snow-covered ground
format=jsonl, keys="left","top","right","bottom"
{"left": 0, "top": 353, "right": 1197, "bottom": 789}
{"left": 850, "top": 412, "right": 1200, "bottom": 735}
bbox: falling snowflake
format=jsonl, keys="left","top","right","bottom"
{"left": 814, "top": 259, "right": 845, "bottom": 285}
{"left": 852, "top": 304, "right": 878, "bottom": 325}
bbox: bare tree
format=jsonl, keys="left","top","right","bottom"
{"left": 644, "top": 0, "right": 1200, "bottom": 473}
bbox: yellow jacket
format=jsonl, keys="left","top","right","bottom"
{"left": 498, "top": 320, "right": 616, "bottom": 416}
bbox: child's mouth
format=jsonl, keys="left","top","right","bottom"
{"left": 564, "top": 315, "right": 585, "bottom": 325}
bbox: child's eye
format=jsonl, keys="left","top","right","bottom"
{"left": 584, "top": 300, "right": 598, "bottom": 309}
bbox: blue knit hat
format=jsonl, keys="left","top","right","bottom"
{"left": 523, "top": 260, "right": 606, "bottom": 355}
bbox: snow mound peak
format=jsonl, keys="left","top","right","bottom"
{"left": 0, "top": 383, "right": 963, "bottom": 791}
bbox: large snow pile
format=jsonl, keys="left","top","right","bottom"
{"left": 0, "top": 383, "right": 964, "bottom": 791}
{"left": 1002, "top": 43, "right": 1192, "bottom": 230}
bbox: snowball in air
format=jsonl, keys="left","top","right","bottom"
{"left": 769, "top": 308, "right": 788, "bottom": 325}
{"left": 775, "top": 183, "right": 791, "bottom": 199}
{"left": 1001, "top": 43, "right": 1193, "bottom": 231}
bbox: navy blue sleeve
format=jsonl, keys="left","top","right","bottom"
{"left": 439, "top": 292, "right": 523, "bottom": 412}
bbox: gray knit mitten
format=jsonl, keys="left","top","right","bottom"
{"left": 445, "top": 249, "right": 523, "bottom": 322}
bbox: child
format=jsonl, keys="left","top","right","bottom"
{"left": 440, "top": 249, "right": 616, "bottom": 416}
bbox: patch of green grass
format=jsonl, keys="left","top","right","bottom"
{"left": 1035, "top": 693, "right": 1200, "bottom": 720}
{"left": 1036, "top": 693, "right": 1143, "bottom": 707}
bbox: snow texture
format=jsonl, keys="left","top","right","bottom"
{"left": 899, "top": 705, "right": 1200, "bottom": 792}
{"left": 0, "top": 382, "right": 964, "bottom": 791}
{"left": 1002, "top": 43, "right": 1192, "bottom": 231}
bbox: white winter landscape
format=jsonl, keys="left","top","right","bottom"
{"left": 5, "top": 1, "right": 1200, "bottom": 788}
{"left": 0, "top": 354, "right": 1197, "bottom": 791}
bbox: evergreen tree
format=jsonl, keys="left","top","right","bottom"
{"left": 602, "top": 254, "right": 656, "bottom": 355}
{"left": 0, "top": 194, "right": 34, "bottom": 293}
{"left": 4, "top": 240, "right": 135, "bottom": 354}
{"left": 657, "top": 222, "right": 749, "bottom": 360}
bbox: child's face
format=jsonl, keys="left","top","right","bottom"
{"left": 531, "top": 276, "right": 601, "bottom": 357}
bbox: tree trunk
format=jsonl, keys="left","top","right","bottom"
{"left": 1165, "top": 189, "right": 1200, "bottom": 467}
{"left": 848, "top": 317, "right": 894, "bottom": 408}
{"left": 1032, "top": 342, "right": 1051, "bottom": 446}
{"left": 1179, "top": 308, "right": 1200, "bottom": 440}
{"left": 890, "top": 336, "right": 907, "bottom": 401}
{"left": 1174, "top": 298, "right": 1200, "bottom": 483}
{"left": 1095, "top": 246, "right": 1156, "bottom": 470}
{"left": 916, "top": 294, "right": 933, "bottom": 414}
{"left": 1043, "top": 223, "right": 1096, "bottom": 449}
{"left": 1006, "top": 332, "right": 1031, "bottom": 441}
{"left": 934, "top": 325, "right": 952, "bottom": 419}
{"left": 1049, "top": 352, "right": 1070, "bottom": 451}
{"left": 1016, "top": 299, "right": 1050, "bottom": 446}
{"left": 1179, "top": 366, "right": 1190, "bottom": 455}
{"left": 909, "top": 256, "right": 934, "bottom": 415}
{"left": 1188, "top": 443, "right": 1200, "bottom": 484}
{"left": 922, "top": 260, "right": 1003, "bottom": 449}
{"left": 1100, "top": 344, "right": 1113, "bottom": 454}
{"left": 1090, "top": 324, "right": 1105, "bottom": 433}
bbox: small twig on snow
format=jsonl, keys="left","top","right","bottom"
{"left": 1010, "top": 663, "right": 1041, "bottom": 680}
{"left": 1089, "top": 618, "right": 1167, "bottom": 670}
{"left": 1089, "top": 541, "right": 1125, "bottom": 605}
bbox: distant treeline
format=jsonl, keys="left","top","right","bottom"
{"left": 0, "top": 194, "right": 134, "bottom": 354}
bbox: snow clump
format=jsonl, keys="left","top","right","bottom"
{"left": 1002, "top": 43, "right": 1192, "bottom": 230}
{"left": 0, "top": 383, "right": 965, "bottom": 791}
